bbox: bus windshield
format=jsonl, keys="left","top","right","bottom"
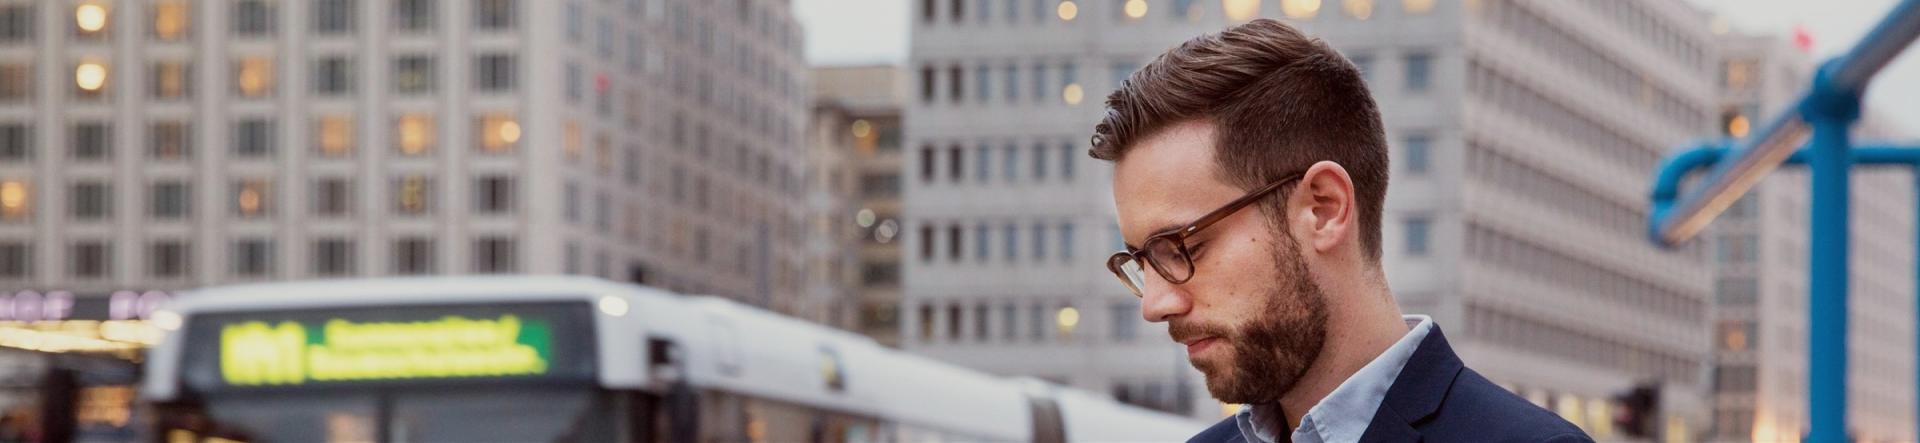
{"left": 180, "top": 386, "right": 616, "bottom": 443}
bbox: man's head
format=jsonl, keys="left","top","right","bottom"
{"left": 1094, "top": 19, "right": 1389, "bottom": 404}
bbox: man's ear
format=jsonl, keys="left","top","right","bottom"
{"left": 1290, "top": 161, "right": 1356, "bottom": 255}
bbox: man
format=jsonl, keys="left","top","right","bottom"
{"left": 1091, "top": 19, "right": 1594, "bottom": 443}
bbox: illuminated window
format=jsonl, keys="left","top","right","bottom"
{"left": 0, "top": 180, "right": 30, "bottom": 220}
{"left": 151, "top": 181, "right": 190, "bottom": 218}
{"left": 313, "top": 56, "right": 354, "bottom": 95}
{"left": 152, "top": 2, "right": 190, "bottom": 40}
{"left": 232, "top": 179, "right": 272, "bottom": 218}
{"left": 313, "top": 178, "right": 353, "bottom": 216}
{"left": 74, "top": 62, "right": 109, "bottom": 99}
{"left": 151, "top": 121, "right": 191, "bottom": 160}
{"left": 315, "top": 0, "right": 356, "bottom": 33}
{"left": 70, "top": 242, "right": 110, "bottom": 279}
{"left": 1343, "top": 0, "right": 1372, "bottom": 19}
{"left": 312, "top": 238, "right": 356, "bottom": 276}
{"left": 477, "top": 114, "right": 519, "bottom": 154}
{"left": 394, "top": 238, "right": 435, "bottom": 275}
{"left": 71, "top": 182, "right": 111, "bottom": 220}
{"left": 0, "top": 63, "right": 29, "bottom": 101}
{"left": 232, "top": 0, "right": 276, "bottom": 36}
{"left": 393, "top": 0, "right": 435, "bottom": 31}
{"left": 396, "top": 115, "right": 435, "bottom": 155}
{"left": 233, "top": 119, "right": 276, "bottom": 158}
{"left": 1121, "top": 0, "right": 1148, "bottom": 20}
{"left": 563, "top": 121, "right": 582, "bottom": 160}
{"left": 1056, "top": 306, "right": 1079, "bottom": 338}
{"left": 235, "top": 57, "right": 275, "bottom": 98}
{"left": 151, "top": 61, "right": 192, "bottom": 99}
{"left": 1282, "top": 0, "right": 1320, "bottom": 19}
{"left": 0, "top": 243, "right": 31, "bottom": 277}
{"left": 75, "top": 3, "right": 110, "bottom": 39}
{"left": 1723, "top": 59, "right": 1758, "bottom": 91}
{"left": 394, "top": 175, "right": 433, "bottom": 215}
{"left": 232, "top": 239, "right": 275, "bottom": 277}
{"left": 1402, "top": 0, "right": 1434, "bottom": 14}
{"left": 1056, "top": 1, "right": 1077, "bottom": 20}
{"left": 316, "top": 116, "right": 355, "bottom": 157}
{"left": 1222, "top": 0, "right": 1260, "bottom": 20}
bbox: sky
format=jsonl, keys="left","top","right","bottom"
{"left": 790, "top": 0, "right": 1920, "bottom": 133}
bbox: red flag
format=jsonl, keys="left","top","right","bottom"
{"left": 1792, "top": 22, "right": 1815, "bottom": 53}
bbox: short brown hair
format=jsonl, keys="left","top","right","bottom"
{"left": 1091, "top": 19, "right": 1389, "bottom": 262}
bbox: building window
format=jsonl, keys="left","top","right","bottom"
{"left": 150, "top": 61, "right": 192, "bottom": 100}
{"left": 232, "top": 239, "right": 275, "bottom": 277}
{"left": 1715, "top": 277, "right": 1759, "bottom": 306}
{"left": 71, "top": 182, "right": 111, "bottom": 220}
{"left": 70, "top": 242, "right": 110, "bottom": 279}
{"left": 862, "top": 262, "right": 899, "bottom": 286}
{"left": 1405, "top": 52, "right": 1432, "bottom": 92}
{"left": 477, "top": 114, "right": 519, "bottom": 154}
{"left": 314, "top": 56, "right": 355, "bottom": 95}
{"left": 232, "top": 0, "right": 277, "bottom": 36}
{"left": 384, "top": 56, "right": 435, "bottom": 95}
{"left": 1032, "top": 222, "right": 1047, "bottom": 260}
{"left": 1003, "top": 223, "right": 1017, "bottom": 261}
{"left": 73, "top": 62, "right": 109, "bottom": 100}
{"left": 948, "top": 225, "right": 963, "bottom": 261}
{"left": 0, "top": 124, "right": 28, "bottom": 160}
{"left": 315, "top": 116, "right": 355, "bottom": 157}
{"left": 474, "top": 236, "right": 517, "bottom": 273}
{"left": 861, "top": 173, "right": 900, "bottom": 198}
{"left": 1112, "top": 300, "right": 1139, "bottom": 341}
{"left": 145, "top": 121, "right": 190, "bottom": 161}
{"left": 475, "top": 0, "right": 516, "bottom": 30}
{"left": 395, "top": 115, "right": 435, "bottom": 155}
{"left": 0, "top": 181, "right": 28, "bottom": 221}
{"left": 474, "top": 54, "right": 517, "bottom": 92}
{"left": 475, "top": 175, "right": 516, "bottom": 214}
{"left": 150, "top": 241, "right": 191, "bottom": 279}
{"left": 1402, "top": 0, "right": 1434, "bottom": 14}
{"left": 235, "top": 57, "right": 275, "bottom": 97}
{"left": 948, "top": 146, "right": 964, "bottom": 181}
{"left": 232, "top": 179, "right": 272, "bottom": 218}
{"left": 1030, "top": 301, "right": 1046, "bottom": 341}
{"left": 1404, "top": 217, "right": 1431, "bottom": 257}
{"left": 393, "top": 0, "right": 436, "bottom": 32}
{"left": 1404, "top": 134, "right": 1431, "bottom": 174}
{"left": 565, "top": 2, "right": 583, "bottom": 41}
{"left": 0, "top": 5, "right": 34, "bottom": 42}
{"left": 919, "top": 146, "right": 936, "bottom": 182}
{"left": 0, "top": 63, "right": 29, "bottom": 101}
{"left": 314, "top": 0, "right": 356, "bottom": 33}
{"left": 0, "top": 243, "right": 30, "bottom": 278}
{"left": 1715, "top": 233, "right": 1759, "bottom": 264}
{"left": 72, "top": 122, "right": 112, "bottom": 161}
{"left": 73, "top": 3, "right": 111, "bottom": 40}
{"left": 975, "top": 224, "right": 990, "bottom": 262}
{"left": 919, "top": 66, "right": 935, "bottom": 103}
{"left": 313, "top": 239, "right": 356, "bottom": 276}
{"left": 975, "top": 65, "right": 991, "bottom": 103}
{"left": 919, "top": 225, "right": 935, "bottom": 262}
{"left": 393, "top": 237, "right": 435, "bottom": 275}
{"left": 596, "top": 18, "right": 614, "bottom": 57}
{"left": 151, "top": 181, "right": 191, "bottom": 219}
{"left": 917, "top": 304, "right": 935, "bottom": 341}
{"left": 313, "top": 178, "right": 353, "bottom": 217}
{"left": 1060, "top": 222, "right": 1074, "bottom": 260}
{"left": 233, "top": 119, "right": 276, "bottom": 158}
{"left": 563, "top": 182, "right": 581, "bottom": 222}
{"left": 565, "top": 63, "right": 583, "bottom": 102}
{"left": 1032, "top": 142, "right": 1049, "bottom": 180}
{"left": 595, "top": 192, "right": 611, "bottom": 231}
{"left": 394, "top": 175, "right": 433, "bottom": 215}
{"left": 948, "top": 65, "right": 963, "bottom": 102}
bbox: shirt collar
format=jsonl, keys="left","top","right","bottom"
{"left": 1234, "top": 315, "right": 1434, "bottom": 443}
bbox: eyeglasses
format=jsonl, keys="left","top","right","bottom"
{"left": 1107, "top": 171, "right": 1305, "bottom": 297}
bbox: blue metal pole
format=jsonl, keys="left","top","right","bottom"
{"left": 1802, "top": 60, "right": 1862, "bottom": 443}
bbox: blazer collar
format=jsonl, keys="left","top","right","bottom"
{"left": 1356, "top": 324, "right": 1465, "bottom": 443}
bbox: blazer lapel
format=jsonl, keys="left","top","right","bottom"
{"left": 1356, "top": 325, "right": 1466, "bottom": 443}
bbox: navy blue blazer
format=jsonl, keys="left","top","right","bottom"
{"left": 1186, "top": 325, "right": 1594, "bottom": 443}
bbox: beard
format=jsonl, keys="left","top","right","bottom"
{"left": 1171, "top": 230, "right": 1330, "bottom": 405}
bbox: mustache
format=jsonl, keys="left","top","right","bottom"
{"left": 1168, "top": 319, "right": 1235, "bottom": 344}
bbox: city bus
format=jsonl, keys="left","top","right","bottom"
{"left": 140, "top": 276, "right": 1208, "bottom": 442}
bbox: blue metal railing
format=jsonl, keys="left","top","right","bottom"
{"left": 1646, "top": 0, "right": 1920, "bottom": 441}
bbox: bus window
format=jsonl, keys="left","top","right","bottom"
{"left": 389, "top": 388, "right": 614, "bottom": 443}
{"left": 199, "top": 393, "right": 377, "bottom": 442}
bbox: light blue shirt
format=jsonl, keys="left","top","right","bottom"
{"left": 1234, "top": 315, "right": 1434, "bottom": 443}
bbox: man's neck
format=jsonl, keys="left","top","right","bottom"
{"left": 1270, "top": 285, "right": 1408, "bottom": 431}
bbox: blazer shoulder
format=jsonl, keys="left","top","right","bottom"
{"left": 1186, "top": 417, "right": 1244, "bottom": 443}
{"left": 1425, "top": 368, "right": 1593, "bottom": 442}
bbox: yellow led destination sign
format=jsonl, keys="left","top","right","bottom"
{"left": 220, "top": 314, "right": 553, "bottom": 386}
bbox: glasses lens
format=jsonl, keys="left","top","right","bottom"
{"left": 1109, "top": 253, "right": 1147, "bottom": 297}
{"left": 1143, "top": 236, "right": 1194, "bottom": 283}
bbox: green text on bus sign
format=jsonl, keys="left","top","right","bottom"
{"left": 219, "top": 314, "right": 552, "bottom": 386}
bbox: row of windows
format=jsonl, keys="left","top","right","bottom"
{"left": 919, "top": 50, "right": 1430, "bottom": 107}
{"left": 1478, "top": 0, "right": 1706, "bottom": 132}
{"left": 1464, "top": 302, "right": 1697, "bottom": 385}
{"left": 917, "top": 141, "right": 1081, "bottom": 184}
{"left": 1464, "top": 141, "right": 1643, "bottom": 239}
{"left": 1465, "top": 223, "right": 1705, "bottom": 324}
{"left": 0, "top": 54, "right": 518, "bottom": 103}
{"left": 0, "top": 236, "right": 518, "bottom": 279}
{"left": 0, "top": 116, "right": 522, "bottom": 162}
{"left": 1564, "top": 0, "right": 1708, "bottom": 72}
{"left": 0, "top": 0, "right": 518, "bottom": 44}
{"left": 917, "top": 221, "right": 1078, "bottom": 263}
{"left": 1466, "top": 60, "right": 1661, "bottom": 174}
{"left": 920, "top": 0, "right": 1438, "bottom": 26}
{"left": 912, "top": 299, "right": 1144, "bottom": 344}
{"left": 0, "top": 176, "right": 515, "bottom": 223}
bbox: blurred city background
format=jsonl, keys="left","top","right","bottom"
{"left": 0, "top": 0, "right": 1915, "bottom": 442}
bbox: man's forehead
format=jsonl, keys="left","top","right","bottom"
{"left": 1111, "top": 121, "right": 1239, "bottom": 243}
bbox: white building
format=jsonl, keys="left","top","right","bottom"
{"left": 0, "top": 0, "right": 813, "bottom": 309}
{"left": 904, "top": 0, "right": 1720, "bottom": 432}
{"left": 1706, "top": 33, "right": 1916, "bottom": 443}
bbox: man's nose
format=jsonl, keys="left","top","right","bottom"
{"left": 1138, "top": 271, "right": 1192, "bottom": 323}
